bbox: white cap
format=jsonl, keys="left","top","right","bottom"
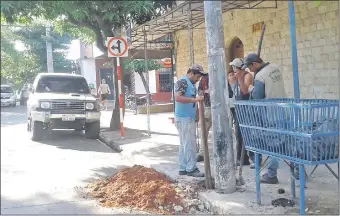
{"left": 229, "top": 58, "right": 244, "bottom": 68}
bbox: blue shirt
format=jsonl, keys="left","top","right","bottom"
{"left": 174, "top": 76, "right": 197, "bottom": 119}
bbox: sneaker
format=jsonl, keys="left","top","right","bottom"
{"left": 197, "top": 154, "right": 204, "bottom": 162}
{"left": 260, "top": 173, "right": 279, "bottom": 184}
{"left": 179, "top": 171, "right": 187, "bottom": 175}
{"left": 187, "top": 168, "right": 205, "bottom": 177}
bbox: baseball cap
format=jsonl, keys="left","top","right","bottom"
{"left": 242, "top": 53, "right": 260, "bottom": 69}
{"left": 229, "top": 58, "right": 244, "bottom": 68}
{"left": 190, "top": 64, "right": 207, "bottom": 76}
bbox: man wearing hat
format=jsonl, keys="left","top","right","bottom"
{"left": 242, "top": 53, "right": 291, "bottom": 184}
{"left": 174, "top": 64, "right": 207, "bottom": 177}
{"left": 229, "top": 58, "right": 255, "bottom": 167}
{"left": 196, "top": 67, "right": 234, "bottom": 162}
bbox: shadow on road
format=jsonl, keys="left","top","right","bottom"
{"left": 39, "top": 130, "right": 114, "bottom": 153}
{"left": 0, "top": 190, "right": 138, "bottom": 214}
{"left": 82, "top": 165, "right": 130, "bottom": 184}
{"left": 1, "top": 105, "right": 27, "bottom": 127}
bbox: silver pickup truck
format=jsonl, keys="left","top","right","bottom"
{"left": 27, "top": 73, "right": 101, "bottom": 141}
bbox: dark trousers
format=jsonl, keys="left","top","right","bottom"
{"left": 230, "top": 107, "right": 255, "bottom": 162}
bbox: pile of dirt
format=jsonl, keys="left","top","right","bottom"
{"left": 88, "top": 165, "right": 184, "bottom": 214}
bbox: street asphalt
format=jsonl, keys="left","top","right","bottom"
{"left": 0, "top": 105, "right": 143, "bottom": 214}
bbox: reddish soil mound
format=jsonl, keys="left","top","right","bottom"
{"left": 88, "top": 165, "right": 184, "bottom": 214}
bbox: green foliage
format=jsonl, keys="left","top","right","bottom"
{"left": 1, "top": 24, "right": 75, "bottom": 88}
{"left": 12, "top": 25, "right": 74, "bottom": 72}
{"left": 1, "top": 1, "right": 176, "bottom": 52}
{"left": 124, "top": 59, "right": 162, "bottom": 74}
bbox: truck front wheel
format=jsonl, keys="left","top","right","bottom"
{"left": 85, "top": 121, "right": 100, "bottom": 139}
{"left": 30, "top": 120, "right": 45, "bottom": 141}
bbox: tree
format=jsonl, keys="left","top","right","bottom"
{"left": 1, "top": 24, "right": 75, "bottom": 88}
{"left": 12, "top": 25, "right": 74, "bottom": 73}
{"left": 1, "top": 0, "right": 176, "bottom": 130}
{"left": 1, "top": 26, "right": 41, "bottom": 88}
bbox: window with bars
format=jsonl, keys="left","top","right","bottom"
{"left": 158, "top": 68, "right": 173, "bottom": 92}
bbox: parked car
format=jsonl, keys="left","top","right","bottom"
{"left": 1, "top": 85, "right": 17, "bottom": 107}
{"left": 27, "top": 73, "right": 101, "bottom": 141}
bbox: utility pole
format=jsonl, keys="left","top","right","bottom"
{"left": 203, "top": 0, "right": 236, "bottom": 193}
{"left": 46, "top": 24, "right": 54, "bottom": 73}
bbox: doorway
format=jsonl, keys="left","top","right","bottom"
{"left": 225, "top": 37, "right": 244, "bottom": 72}
{"left": 99, "top": 68, "right": 115, "bottom": 101}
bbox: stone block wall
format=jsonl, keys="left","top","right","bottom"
{"left": 174, "top": 1, "right": 339, "bottom": 99}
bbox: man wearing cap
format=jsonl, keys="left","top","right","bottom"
{"left": 196, "top": 70, "right": 234, "bottom": 162}
{"left": 229, "top": 58, "right": 255, "bottom": 167}
{"left": 174, "top": 64, "right": 206, "bottom": 177}
{"left": 242, "top": 53, "right": 289, "bottom": 184}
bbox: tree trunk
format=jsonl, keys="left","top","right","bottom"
{"left": 138, "top": 71, "right": 150, "bottom": 94}
{"left": 110, "top": 69, "right": 121, "bottom": 130}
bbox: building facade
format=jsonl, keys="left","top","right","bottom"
{"left": 174, "top": 1, "right": 339, "bottom": 99}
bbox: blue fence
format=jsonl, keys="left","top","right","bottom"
{"left": 234, "top": 98, "right": 339, "bottom": 165}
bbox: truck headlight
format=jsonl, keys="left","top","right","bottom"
{"left": 40, "top": 102, "right": 51, "bottom": 109}
{"left": 86, "top": 103, "right": 94, "bottom": 110}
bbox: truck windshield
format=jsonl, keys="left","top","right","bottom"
{"left": 1, "top": 87, "right": 13, "bottom": 93}
{"left": 36, "top": 76, "right": 90, "bottom": 94}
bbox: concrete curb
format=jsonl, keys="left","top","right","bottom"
{"left": 149, "top": 164, "right": 265, "bottom": 215}
{"left": 198, "top": 190, "right": 257, "bottom": 214}
{"left": 98, "top": 132, "right": 122, "bottom": 152}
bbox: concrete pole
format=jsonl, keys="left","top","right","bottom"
{"left": 203, "top": 0, "right": 236, "bottom": 193}
{"left": 46, "top": 24, "right": 54, "bottom": 73}
{"left": 144, "top": 29, "right": 151, "bottom": 136}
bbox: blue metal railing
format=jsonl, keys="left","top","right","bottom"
{"left": 234, "top": 98, "right": 339, "bottom": 214}
{"left": 234, "top": 98, "right": 339, "bottom": 165}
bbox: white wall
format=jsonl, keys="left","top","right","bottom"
{"left": 79, "top": 59, "right": 96, "bottom": 89}
{"left": 135, "top": 70, "right": 157, "bottom": 94}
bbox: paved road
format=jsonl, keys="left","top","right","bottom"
{"left": 0, "top": 106, "right": 141, "bottom": 214}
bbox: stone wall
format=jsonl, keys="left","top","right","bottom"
{"left": 174, "top": 1, "right": 339, "bottom": 99}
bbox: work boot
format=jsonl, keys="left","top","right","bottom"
{"left": 292, "top": 168, "right": 308, "bottom": 180}
{"left": 236, "top": 160, "right": 251, "bottom": 166}
{"left": 260, "top": 173, "right": 279, "bottom": 184}
{"left": 178, "top": 171, "right": 187, "bottom": 176}
{"left": 250, "top": 159, "right": 262, "bottom": 169}
{"left": 196, "top": 154, "right": 204, "bottom": 162}
{"left": 187, "top": 168, "right": 205, "bottom": 177}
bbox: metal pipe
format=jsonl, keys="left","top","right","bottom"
{"left": 256, "top": 24, "right": 266, "bottom": 57}
{"left": 188, "top": 1, "right": 194, "bottom": 64}
{"left": 144, "top": 30, "right": 151, "bottom": 136}
{"left": 203, "top": 0, "right": 236, "bottom": 193}
{"left": 170, "top": 45, "right": 175, "bottom": 114}
{"left": 288, "top": 1, "right": 300, "bottom": 200}
{"left": 288, "top": 0, "right": 300, "bottom": 99}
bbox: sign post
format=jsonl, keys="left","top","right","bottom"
{"left": 107, "top": 37, "right": 129, "bottom": 139}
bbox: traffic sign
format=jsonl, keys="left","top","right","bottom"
{"left": 107, "top": 37, "right": 129, "bottom": 57}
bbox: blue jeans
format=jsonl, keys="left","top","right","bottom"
{"left": 264, "top": 157, "right": 298, "bottom": 178}
{"left": 267, "top": 157, "right": 279, "bottom": 178}
{"left": 175, "top": 117, "right": 197, "bottom": 172}
{"left": 249, "top": 154, "right": 279, "bottom": 178}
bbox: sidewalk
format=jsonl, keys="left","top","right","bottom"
{"left": 99, "top": 111, "right": 339, "bottom": 215}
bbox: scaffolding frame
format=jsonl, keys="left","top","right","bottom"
{"left": 130, "top": 0, "right": 278, "bottom": 50}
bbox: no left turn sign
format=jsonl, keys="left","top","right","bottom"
{"left": 107, "top": 37, "right": 129, "bottom": 57}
